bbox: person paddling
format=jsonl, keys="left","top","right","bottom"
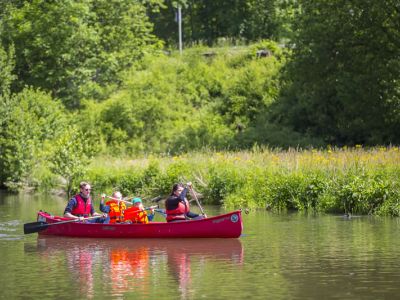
{"left": 64, "top": 182, "right": 106, "bottom": 223}
{"left": 165, "top": 182, "right": 206, "bottom": 222}
{"left": 100, "top": 191, "right": 126, "bottom": 224}
{"left": 124, "top": 198, "right": 155, "bottom": 224}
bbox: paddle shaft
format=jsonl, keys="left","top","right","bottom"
{"left": 105, "top": 196, "right": 157, "bottom": 210}
{"left": 154, "top": 208, "right": 166, "bottom": 217}
{"left": 23, "top": 216, "right": 101, "bottom": 234}
{"left": 106, "top": 196, "right": 132, "bottom": 205}
{"left": 51, "top": 216, "right": 101, "bottom": 224}
{"left": 189, "top": 186, "right": 206, "bottom": 216}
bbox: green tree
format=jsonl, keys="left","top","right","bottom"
{"left": 0, "top": 44, "right": 15, "bottom": 97}
{"left": 275, "top": 0, "right": 400, "bottom": 145}
{"left": 49, "top": 127, "right": 89, "bottom": 195}
{"left": 0, "top": 88, "right": 67, "bottom": 189}
{"left": 1, "top": 0, "right": 162, "bottom": 108}
{"left": 149, "top": 0, "right": 284, "bottom": 46}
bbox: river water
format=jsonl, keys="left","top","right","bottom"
{"left": 1, "top": 192, "right": 400, "bottom": 299}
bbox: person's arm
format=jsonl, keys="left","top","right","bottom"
{"left": 186, "top": 211, "right": 199, "bottom": 218}
{"left": 99, "top": 203, "right": 110, "bottom": 213}
{"left": 147, "top": 210, "right": 155, "bottom": 222}
{"left": 179, "top": 188, "right": 188, "bottom": 201}
{"left": 99, "top": 194, "right": 110, "bottom": 213}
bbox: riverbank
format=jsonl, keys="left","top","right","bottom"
{"left": 74, "top": 147, "right": 400, "bottom": 216}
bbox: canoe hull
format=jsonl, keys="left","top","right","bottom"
{"left": 37, "top": 210, "right": 243, "bottom": 238}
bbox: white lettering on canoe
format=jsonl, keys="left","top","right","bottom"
{"left": 102, "top": 226, "right": 116, "bottom": 231}
{"left": 212, "top": 217, "right": 229, "bottom": 224}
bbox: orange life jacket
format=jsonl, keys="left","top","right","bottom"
{"left": 124, "top": 207, "right": 149, "bottom": 224}
{"left": 106, "top": 200, "right": 127, "bottom": 224}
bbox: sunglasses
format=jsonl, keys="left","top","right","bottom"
{"left": 83, "top": 188, "right": 91, "bottom": 191}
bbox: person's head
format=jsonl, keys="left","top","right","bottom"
{"left": 132, "top": 197, "right": 144, "bottom": 209}
{"left": 112, "top": 191, "right": 122, "bottom": 200}
{"left": 171, "top": 183, "right": 184, "bottom": 196}
{"left": 79, "top": 182, "right": 91, "bottom": 199}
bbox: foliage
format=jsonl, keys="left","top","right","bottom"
{"left": 0, "top": 0, "right": 162, "bottom": 108}
{"left": 274, "top": 0, "right": 400, "bottom": 145}
{"left": 149, "top": 0, "right": 291, "bottom": 46}
{"left": 79, "top": 42, "right": 284, "bottom": 155}
{"left": 1, "top": 0, "right": 400, "bottom": 194}
{"left": 49, "top": 126, "right": 91, "bottom": 196}
{"left": 75, "top": 147, "right": 400, "bottom": 216}
{"left": 0, "top": 88, "right": 67, "bottom": 190}
{"left": 0, "top": 44, "right": 15, "bottom": 97}
{"left": 205, "top": 165, "right": 246, "bottom": 205}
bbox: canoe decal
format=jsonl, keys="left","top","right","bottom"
{"left": 230, "top": 214, "right": 239, "bottom": 223}
{"left": 212, "top": 216, "right": 229, "bottom": 224}
{"left": 102, "top": 226, "right": 116, "bottom": 231}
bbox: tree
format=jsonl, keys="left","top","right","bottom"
{"left": 149, "top": 0, "right": 284, "bottom": 46}
{"left": 1, "top": 0, "right": 162, "bottom": 108}
{"left": 49, "top": 127, "right": 89, "bottom": 196}
{"left": 0, "top": 44, "right": 15, "bottom": 97}
{"left": 275, "top": 0, "right": 400, "bottom": 145}
{"left": 0, "top": 88, "right": 67, "bottom": 189}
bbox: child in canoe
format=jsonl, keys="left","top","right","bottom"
{"left": 124, "top": 198, "right": 155, "bottom": 224}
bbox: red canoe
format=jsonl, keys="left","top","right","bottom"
{"left": 35, "top": 210, "right": 243, "bottom": 238}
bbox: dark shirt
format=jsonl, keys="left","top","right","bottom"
{"left": 165, "top": 188, "right": 199, "bottom": 218}
{"left": 165, "top": 188, "right": 188, "bottom": 210}
{"left": 64, "top": 194, "right": 95, "bottom": 215}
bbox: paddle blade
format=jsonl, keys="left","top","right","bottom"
{"left": 152, "top": 196, "right": 163, "bottom": 203}
{"left": 23, "top": 221, "right": 49, "bottom": 234}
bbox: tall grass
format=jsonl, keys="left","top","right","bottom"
{"left": 82, "top": 147, "right": 400, "bottom": 216}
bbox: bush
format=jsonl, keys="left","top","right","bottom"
{"left": 0, "top": 88, "right": 67, "bottom": 189}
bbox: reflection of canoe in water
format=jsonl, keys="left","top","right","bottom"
{"left": 36, "top": 236, "right": 244, "bottom": 298}
{"left": 36, "top": 210, "right": 242, "bottom": 238}
{"left": 36, "top": 236, "right": 244, "bottom": 262}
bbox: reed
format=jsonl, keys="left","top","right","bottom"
{"left": 83, "top": 147, "right": 400, "bottom": 216}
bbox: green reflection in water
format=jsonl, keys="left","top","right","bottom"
{"left": 1, "top": 193, "right": 400, "bottom": 299}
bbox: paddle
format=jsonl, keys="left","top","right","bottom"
{"left": 150, "top": 196, "right": 163, "bottom": 203}
{"left": 23, "top": 216, "right": 101, "bottom": 234}
{"left": 106, "top": 196, "right": 159, "bottom": 211}
{"left": 153, "top": 208, "right": 166, "bottom": 217}
{"left": 188, "top": 184, "right": 207, "bottom": 218}
{"left": 106, "top": 195, "right": 135, "bottom": 205}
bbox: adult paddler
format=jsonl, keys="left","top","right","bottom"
{"left": 165, "top": 182, "right": 206, "bottom": 222}
{"left": 64, "top": 181, "right": 106, "bottom": 223}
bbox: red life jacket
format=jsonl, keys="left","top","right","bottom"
{"left": 106, "top": 200, "right": 126, "bottom": 224}
{"left": 166, "top": 198, "right": 189, "bottom": 222}
{"left": 124, "top": 207, "right": 149, "bottom": 224}
{"left": 71, "top": 194, "right": 92, "bottom": 217}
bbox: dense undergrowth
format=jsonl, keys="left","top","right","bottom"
{"left": 59, "top": 147, "right": 400, "bottom": 216}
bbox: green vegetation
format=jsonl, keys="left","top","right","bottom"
{"left": 1, "top": 0, "right": 162, "bottom": 108}
{"left": 0, "top": 1, "right": 399, "bottom": 215}
{"left": 80, "top": 147, "right": 400, "bottom": 216}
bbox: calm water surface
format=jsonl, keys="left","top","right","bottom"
{"left": 1, "top": 192, "right": 400, "bottom": 299}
